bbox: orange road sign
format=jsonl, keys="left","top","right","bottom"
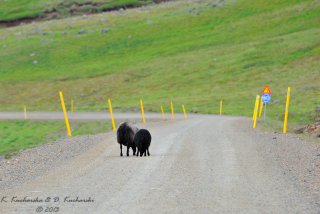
{"left": 262, "top": 85, "right": 272, "bottom": 94}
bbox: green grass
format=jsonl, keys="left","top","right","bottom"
{"left": 0, "top": 120, "right": 111, "bottom": 158}
{"left": 0, "top": 0, "right": 152, "bottom": 21}
{"left": 0, "top": 0, "right": 319, "bottom": 130}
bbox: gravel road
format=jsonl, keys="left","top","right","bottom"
{"left": 0, "top": 115, "right": 319, "bottom": 213}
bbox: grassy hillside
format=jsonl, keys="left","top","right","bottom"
{"left": 0, "top": 0, "right": 319, "bottom": 127}
{"left": 0, "top": 0, "right": 152, "bottom": 21}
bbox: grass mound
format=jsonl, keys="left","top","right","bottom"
{"left": 0, "top": 0, "right": 319, "bottom": 126}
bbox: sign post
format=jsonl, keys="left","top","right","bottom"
{"left": 220, "top": 97, "right": 223, "bottom": 116}
{"left": 108, "top": 98, "right": 116, "bottom": 132}
{"left": 59, "top": 91, "right": 72, "bottom": 137}
{"left": 264, "top": 103, "right": 267, "bottom": 121}
{"left": 283, "top": 87, "right": 291, "bottom": 134}
{"left": 161, "top": 105, "right": 165, "bottom": 120}
{"left": 253, "top": 95, "right": 260, "bottom": 128}
{"left": 182, "top": 105, "right": 187, "bottom": 119}
{"left": 170, "top": 100, "right": 175, "bottom": 120}
{"left": 71, "top": 99, "right": 74, "bottom": 112}
{"left": 258, "top": 97, "right": 263, "bottom": 118}
{"left": 23, "top": 105, "right": 28, "bottom": 120}
{"left": 140, "top": 99, "right": 146, "bottom": 123}
{"left": 261, "top": 85, "right": 272, "bottom": 121}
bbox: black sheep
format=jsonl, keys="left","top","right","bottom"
{"left": 117, "top": 122, "right": 139, "bottom": 156}
{"left": 134, "top": 129, "right": 152, "bottom": 157}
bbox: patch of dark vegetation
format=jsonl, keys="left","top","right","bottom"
{"left": 0, "top": 16, "right": 37, "bottom": 28}
{"left": 295, "top": 121, "right": 320, "bottom": 137}
{"left": 242, "top": 60, "right": 275, "bottom": 69}
{"left": 0, "top": 0, "right": 173, "bottom": 28}
{"left": 295, "top": 105, "right": 320, "bottom": 137}
{"left": 288, "top": 46, "right": 315, "bottom": 61}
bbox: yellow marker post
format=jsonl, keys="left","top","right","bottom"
{"left": 140, "top": 99, "right": 146, "bottom": 124}
{"left": 170, "top": 100, "right": 175, "bottom": 120}
{"left": 252, "top": 96, "right": 257, "bottom": 120}
{"left": 108, "top": 98, "right": 116, "bottom": 132}
{"left": 59, "top": 91, "right": 72, "bottom": 137}
{"left": 283, "top": 87, "right": 291, "bottom": 134}
{"left": 220, "top": 98, "right": 223, "bottom": 115}
{"left": 258, "top": 96, "right": 264, "bottom": 118}
{"left": 23, "top": 105, "right": 28, "bottom": 120}
{"left": 71, "top": 99, "right": 74, "bottom": 112}
{"left": 182, "top": 105, "right": 187, "bottom": 119}
{"left": 253, "top": 95, "right": 260, "bottom": 129}
{"left": 161, "top": 105, "right": 165, "bottom": 120}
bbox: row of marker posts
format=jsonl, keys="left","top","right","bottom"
{"left": 58, "top": 87, "right": 291, "bottom": 136}
{"left": 25, "top": 88, "right": 291, "bottom": 136}
{"left": 58, "top": 90, "right": 188, "bottom": 136}
{"left": 108, "top": 99, "right": 187, "bottom": 133}
{"left": 31, "top": 93, "right": 221, "bottom": 136}
{"left": 25, "top": 95, "right": 213, "bottom": 122}
{"left": 252, "top": 86, "right": 291, "bottom": 134}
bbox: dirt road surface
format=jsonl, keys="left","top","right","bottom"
{"left": 0, "top": 115, "right": 319, "bottom": 213}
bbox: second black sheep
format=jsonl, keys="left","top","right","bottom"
{"left": 134, "top": 129, "right": 152, "bottom": 157}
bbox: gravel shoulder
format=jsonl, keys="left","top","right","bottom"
{"left": 249, "top": 125, "right": 320, "bottom": 203}
{"left": 0, "top": 133, "right": 109, "bottom": 192}
{"left": 0, "top": 115, "right": 319, "bottom": 213}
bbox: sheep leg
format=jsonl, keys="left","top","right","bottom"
{"left": 126, "top": 146, "right": 130, "bottom": 156}
{"left": 132, "top": 146, "right": 136, "bottom": 156}
{"left": 147, "top": 148, "right": 150, "bottom": 156}
{"left": 120, "top": 144, "right": 123, "bottom": 156}
{"left": 144, "top": 151, "right": 147, "bottom": 156}
{"left": 140, "top": 150, "right": 143, "bottom": 157}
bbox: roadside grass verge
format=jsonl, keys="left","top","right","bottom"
{"left": 0, "top": 120, "right": 110, "bottom": 159}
